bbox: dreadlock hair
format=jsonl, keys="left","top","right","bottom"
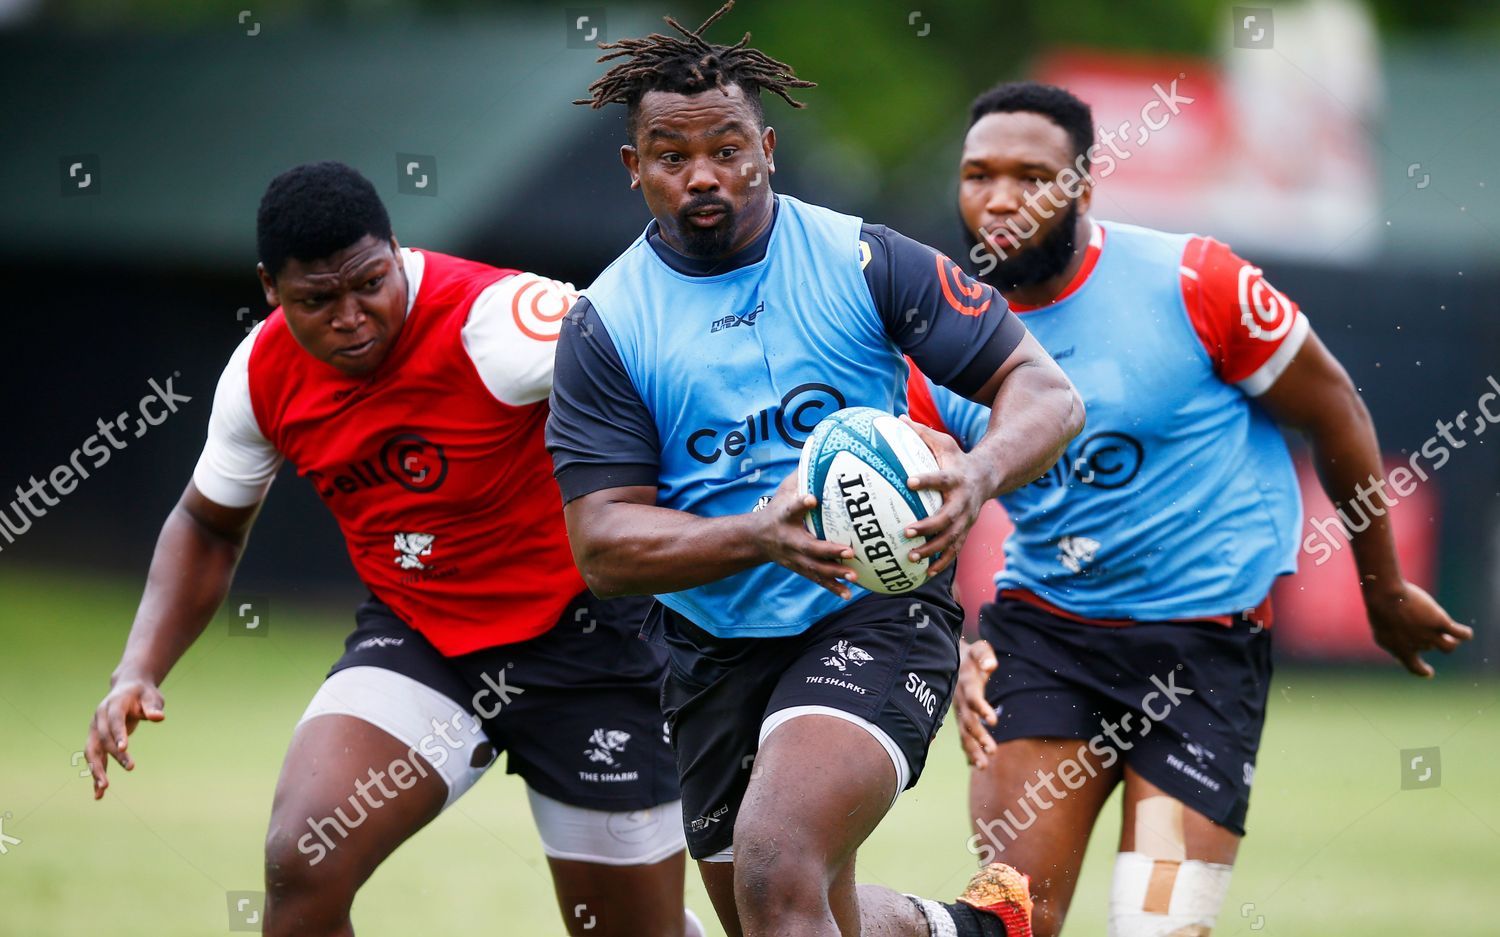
{"left": 574, "top": 1, "right": 816, "bottom": 142}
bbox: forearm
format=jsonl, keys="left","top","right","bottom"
{"left": 972, "top": 360, "right": 1083, "bottom": 496}
{"left": 1302, "top": 391, "right": 1403, "bottom": 595}
{"left": 571, "top": 502, "right": 768, "bottom": 597}
{"left": 114, "top": 505, "right": 245, "bottom": 686}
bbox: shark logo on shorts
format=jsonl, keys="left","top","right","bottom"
{"left": 1057, "top": 535, "right": 1100, "bottom": 573}
{"left": 393, "top": 532, "right": 435, "bottom": 570}
{"left": 585, "top": 729, "right": 631, "bottom": 766}
{"left": 822, "top": 640, "right": 874, "bottom": 672}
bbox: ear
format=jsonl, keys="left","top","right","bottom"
{"left": 388, "top": 234, "right": 408, "bottom": 288}
{"left": 257, "top": 263, "right": 280, "bottom": 309}
{"left": 620, "top": 145, "right": 641, "bottom": 190}
{"left": 762, "top": 126, "right": 777, "bottom": 176}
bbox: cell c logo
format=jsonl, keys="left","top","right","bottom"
{"left": 1072, "top": 432, "right": 1144, "bottom": 489}
{"left": 684, "top": 383, "right": 846, "bottom": 465}
{"left": 512, "top": 276, "right": 577, "bottom": 342}
{"left": 1237, "top": 264, "right": 1294, "bottom": 342}
{"left": 934, "top": 253, "right": 992, "bottom": 317}
{"left": 776, "top": 383, "right": 845, "bottom": 446}
{"left": 381, "top": 433, "right": 449, "bottom": 493}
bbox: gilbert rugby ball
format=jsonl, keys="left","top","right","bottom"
{"left": 796, "top": 407, "right": 943, "bottom": 595}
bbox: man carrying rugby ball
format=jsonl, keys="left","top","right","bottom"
{"left": 548, "top": 7, "right": 1083, "bottom": 936}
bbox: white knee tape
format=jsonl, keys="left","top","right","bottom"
{"left": 1109, "top": 851, "right": 1232, "bottom": 937}
{"left": 526, "top": 787, "right": 686, "bottom": 866}
{"left": 299, "top": 666, "right": 493, "bottom": 810}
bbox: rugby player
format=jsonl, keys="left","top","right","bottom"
{"left": 907, "top": 82, "right": 1474, "bottom": 937}
{"left": 549, "top": 7, "right": 1084, "bottom": 936}
{"left": 83, "top": 162, "right": 702, "bottom": 937}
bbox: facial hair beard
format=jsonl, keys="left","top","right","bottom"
{"left": 676, "top": 198, "right": 739, "bottom": 258}
{"left": 962, "top": 199, "right": 1080, "bottom": 291}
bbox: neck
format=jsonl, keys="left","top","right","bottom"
{"left": 1000, "top": 214, "right": 1093, "bottom": 308}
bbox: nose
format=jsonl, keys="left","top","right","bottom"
{"left": 686, "top": 156, "right": 720, "bottom": 195}
{"left": 330, "top": 295, "right": 366, "bottom": 332}
{"left": 984, "top": 177, "right": 1025, "bottom": 219}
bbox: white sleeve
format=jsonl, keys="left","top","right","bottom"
{"left": 461, "top": 271, "right": 579, "bottom": 407}
{"left": 190, "top": 324, "right": 283, "bottom": 508}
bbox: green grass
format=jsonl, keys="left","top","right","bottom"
{"left": 1, "top": 564, "right": 1496, "bottom": 936}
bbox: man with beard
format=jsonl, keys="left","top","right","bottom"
{"left": 907, "top": 81, "right": 1472, "bottom": 937}
{"left": 548, "top": 6, "right": 1084, "bottom": 936}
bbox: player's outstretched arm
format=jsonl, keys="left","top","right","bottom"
{"left": 85, "top": 482, "right": 259, "bottom": 798}
{"left": 563, "top": 473, "right": 859, "bottom": 600}
{"left": 1258, "top": 331, "right": 1473, "bottom": 676}
{"left": 906, "top": 331, "right": 1084, "bottom": 575}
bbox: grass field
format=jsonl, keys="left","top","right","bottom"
{"left": 1, "top": 563, "right": 1495, "bottom": 936}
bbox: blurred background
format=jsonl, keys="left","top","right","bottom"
{"left": 1, "top": 1, "right": 1495, "bottom": 935}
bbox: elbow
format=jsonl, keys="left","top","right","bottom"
{"left": 1062, "top": 384, "right": 1086, "bottom": 442}
{"left": 580, "top": 568, "right": 630, "bottom": 600}
{"left": 570, "top": 536, "right": 632, "bottom": 599}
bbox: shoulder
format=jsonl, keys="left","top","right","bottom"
{"left": 465, "top": 270, "right": 578, "bottom": 343}
{"left": 406, "top": 248, "right": 517, "bottom": 307}
{"left": 1176, "top": 233, "right": 1308, "bottom": 391}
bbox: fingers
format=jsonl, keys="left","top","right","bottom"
{"left": 905, "top": 467, "right": 962, "bottom": 496}
{"left": 924, "top": 526, "right": 971, "bottom": 577}
{"left": 899, "top": 415, "right": 960, "bottom": 464}
{"left": 779, "top": 492, "right": 817, "bottom": 525}
{"left": 780, "top": 532, "right": 858, "bottom": 600}
{"left": 958, "top": 705, "right": 995, "bottom": 769}
{"left": 141, "top": 686, "right": 166, "bottom": 722}
{"left": 101, "top": 696, "right": 138, "bottom": 771}
{"left": 907, "top": 502, "right": 973, "bottom": 574}
{"left": 84, "top": 730, "right": 109, "bottom": 799}
{"left": 1397, "top": 646, "right": 1434, "bottom": 678}
{"left": 1441, "top": 617, "right": 1475, "bottom": 645}
{"left": 955, "top": 653, "right": 999, "bottom": 768}
{"left": 968, "top": 639, "right": 999, "bottom": 677}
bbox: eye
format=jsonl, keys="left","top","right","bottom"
{"left": 362, "top": 275, "right": 385, "bottom": 291}
{"left": 661, "top": 152, "right": 685, "bottom": 164}
{"left": 717, "top": 147, "right": 738, "bottom": 159}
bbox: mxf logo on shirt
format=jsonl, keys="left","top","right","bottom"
{"left": 307, "top": 432, "right": 449, "bottom": 499}
{"left": 710, "top": 301, "right": 764, "bottom": 333}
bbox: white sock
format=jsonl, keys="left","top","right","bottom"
{"left": 684, "top": 908, "right": 706, "bottom": 937}
{"left": 905, "top": 894, "right": 959, "bottom": 937}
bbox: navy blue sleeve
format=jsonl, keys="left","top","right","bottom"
{"left": 860, "top": 224, "right": 1027, "bottom": 399}
{"left": 545, "top": 297, "right": 661, "bottom": 502}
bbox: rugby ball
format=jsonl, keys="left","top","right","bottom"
{"left": 796, "top": 407, "right": 943, "bottom": 595}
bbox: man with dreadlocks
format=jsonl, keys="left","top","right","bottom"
{"left": 547, "top": 5, "right": 1083, "bottom": 936}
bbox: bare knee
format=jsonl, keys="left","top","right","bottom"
{"left": 732, "top": 823, "right": 831, "bottom": 924}
{"left": 263, "top": 820, "right": 357, "bottom": 937}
